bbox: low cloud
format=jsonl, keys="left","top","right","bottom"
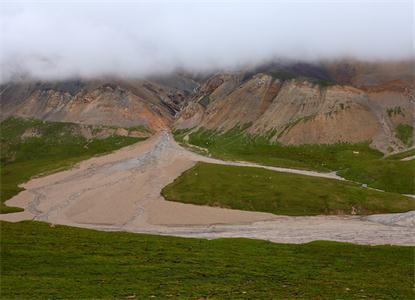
{"left": 0, "top": 0, "right": 413, "bottom": 83}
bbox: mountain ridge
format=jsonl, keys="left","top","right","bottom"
{"left": 1, "top": 60, "right": 413, "bottom": 153}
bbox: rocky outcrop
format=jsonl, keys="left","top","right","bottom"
{"left": 270, "top": 85, "right": 383, "bottom": 146}
{"left": 174, "top": 102, "right": 205, "bottom": 130}
{"left": 198, "top": 74, "right": 281, "bottom": 130}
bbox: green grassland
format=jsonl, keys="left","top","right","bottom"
{"left": 0, "top": 117, "right": 145, "bottom": 213}
{"left": 1, "top": 221, "right": 413, "bottom": 299}
{"left": 174, "top": 127, "right": 415, "bottom": 194}
{"left": 162, "top": 162, "right": 414, "bottom": 216}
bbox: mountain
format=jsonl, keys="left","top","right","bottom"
{"left": 0, "top": 74, "right": 198, "bottom": 130}
{"left": 1, "top": 60, "right": 413, "bottom": 152}
{"left": 175, "top": 60, "right": 414, "bottom": 152}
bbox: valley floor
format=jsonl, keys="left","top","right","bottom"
{"left": 1, "top": 131, "right": 414, "bottom": 245}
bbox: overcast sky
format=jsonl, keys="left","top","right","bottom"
{"left": 0, "top": 0, "right": 413, "bottom": 82}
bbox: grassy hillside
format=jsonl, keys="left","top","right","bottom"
{"left": 0, "top": 117, "right": 145, "bottom": 213}
{"left": 174, "top": 127, "right": 415, "bottom": 194}
{"left": 163, "top": 162, "right": 414, "bottom": 216}
{"left": 2, "top": 221, "right": 413, "bottom": 299}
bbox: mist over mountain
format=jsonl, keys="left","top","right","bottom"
{"left": 1, "top": 0, "right": 413, "bottom": 83}
{"left": 1, "top": 0, "right": 413, "bottom": 153}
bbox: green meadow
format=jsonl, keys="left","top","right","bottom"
{"left": 174, "top": 127, "right": 415, "bottom": 194}
{"left": 163, "top": 162, "right": 414, "bottom": 216}
{"left": 1, "top": 221, "right": 413, "bottom": 299}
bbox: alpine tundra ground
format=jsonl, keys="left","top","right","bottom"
{"left": 1, "top": 221, "right": 414, "bottom": 299}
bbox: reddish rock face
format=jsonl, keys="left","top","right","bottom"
{"left": 174, "top": 61, "right": 414, "bottom": 153}
{"left": 0, "top": 76, "right": 198, "bottom": 131}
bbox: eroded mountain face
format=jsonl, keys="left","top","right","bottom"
{"left": 1, "top": 60, "right": 414, "bottom": 152}
{"left": 175, "top": 60, "right": 414, "bottom": 152}
{"left": 0, "top": 75, "right": 198, "bottom": 130}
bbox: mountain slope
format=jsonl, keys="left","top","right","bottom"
{"left": 1, "top": 75, "right": 198, "bottom": 130}
{"left": 1, "top": 60, "right": 413, "bottom": 152}
{"left": 175, "top": 61, "right": 414, "bottom": 152}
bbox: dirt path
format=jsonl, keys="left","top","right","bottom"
{"left": 1, "top": 131, "right": 414, "bottom": 245}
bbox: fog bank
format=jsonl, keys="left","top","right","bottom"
{"left": 1, "top": 0, "right": 413, "bottom": 83}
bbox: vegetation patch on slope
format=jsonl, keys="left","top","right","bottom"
{"left": 395, "top": 124, "right": 413, "bottom": 147}
{"left": 162, "top": 162, "right": 414, "bottom": 216}
{"left": 386, "top": 106, "right": 404, "bottom": 117}
{"left": 0, "top": 117, "right": 145, "bottom": 213}
{"left": 174, "top": 127, "right": 415, "bottom": 194}
{"left": 1, "top": 221, "right": 414, "bottom": 299}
